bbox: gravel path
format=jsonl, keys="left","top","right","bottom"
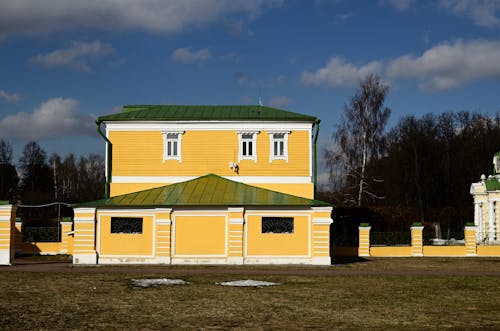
{"left": 2, "top": 257, "right": 500, "bottom": 276}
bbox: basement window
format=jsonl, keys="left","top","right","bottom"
{"left": 111, "top": 217, "right": 143, "bottom": 234}
{"left": 262, "top": 217, "right": 294, "bottom": 234}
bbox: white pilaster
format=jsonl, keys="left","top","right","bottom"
{"left": 488, "top": 201, "right": 496, "bottom": 242}
{"left": 474, "top": 202, "right": 483, "bottom": 242}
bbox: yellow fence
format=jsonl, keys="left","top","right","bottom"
{"left": 14, "top": 221, "right": 74, "bottom": 255}
{"left": 354, "top": 225, "right": 500, "bottom": 257}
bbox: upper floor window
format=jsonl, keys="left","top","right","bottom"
{"left": 269, "top": 131, "right": 290, "bottom": 163}
{"left": 237, "top": 131, "right": 259, "bottom": 163}
{"left": 162, "top": 131, "right": 184, "bottom": 163}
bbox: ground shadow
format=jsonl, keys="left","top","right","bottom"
{"left": 13, "top": 254, "right": 72, "bottom": 265}
{"left": 331, "top": 256, "right": 371, "bottom": 265}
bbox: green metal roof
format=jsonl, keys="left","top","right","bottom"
{"left": 485, "top": 177, "right": 500, "bottom": 191}
{"left": 97, "top": 105, "right": 318, "bottom": 123}
{"left": 76, "top": 174, "right": 330, "bottom": 208}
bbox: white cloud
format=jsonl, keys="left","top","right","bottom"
{"left": 439, "top": 0, "right": 500, "bottom": 27}
{"left": 269, "top": 96, "right": 293, "bottom": 108}
{"left": 224, "top": 18, "right": 254, "bottom": 37}
{"left": 386, "top": 40, "right": 500, "bottom": 90}
{"left": 31, "top": 40, "right": 114, "bottom": 72}
{"left": 301, "top": 57, "right": 382, "bottom": 87}
{"left": 0, "top": 0, "right": 284, "bottom": 39}
{"left": 0, "top": 97, "right": 95, "bottom": 140}
{"left": 171, "top": 47, "right": 212, "bottom": 63}
{"left": 0, "top": 89, "right": 21, "bottom": 103}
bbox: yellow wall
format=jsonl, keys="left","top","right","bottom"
{"left": 253, "top": 183, "right": 314, "bottom": 199}
{"left": 422, "top": 246, "right": 467, "bottom": 256}
{"left": 99, "top": 215, "right": 153, "bottom": 256}
{"left": 370, "top": 246, "right": 412, "bottom": 257}
{"left": 110, "top": 130, "right": 310, "bottom": 177}
{"left": 110, "top": 182, "right": 314, "bottom": 199}
{"left": 477, "top": 246, "right": 500, "bottom": 256}
{"left": 246, "top": 214, "right": 309, "bottom": 256}
{"left": 110, "top": 183, "right": 166, "bottom": 197}
{"left": 174, "top": 215, "right": 226, "bottom": 255}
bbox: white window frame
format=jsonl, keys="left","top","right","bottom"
{"left": 269, "top": 131, "right": 290, "bottom": 163}
{"left": 237, "top": 131, "right": 259, "bottom": 163}
{"left": 162, "top": 131, "right": 184, "bottom": 163}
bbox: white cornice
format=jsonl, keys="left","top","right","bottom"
{"left": 106, "top": 122, "right": 312, "bottom": 131}
{"left": 112, "top": 175, "right": 312, "bottom": 184}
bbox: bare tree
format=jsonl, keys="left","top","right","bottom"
{"left": 329, "top": 74, "right": 391, "bottom": 206}
{"left": 18, "top": 141, "right": 53, "bottom": 204}
{"left": 0, "top": 140, "right": 18, "bottom": 201}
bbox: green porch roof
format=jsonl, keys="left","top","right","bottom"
{"left": 97, "top": 105, "right": 318, "bottom": 123}
{"left": 485, "top": 177, "right": 500, "bottom": 191}
{"left": 76, "top": 174, "right": 330, "bottom": 208}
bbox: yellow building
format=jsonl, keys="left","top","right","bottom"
{"left": 73, "top": 105, "right": 332, "bottom": 265}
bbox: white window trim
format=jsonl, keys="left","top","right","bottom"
{"left": 269, "top": 131, "right": 290, "bottom": 163}
{"left": 237, "top": 131, "right": 259, "bottom": 163}
{"left": 162, "top": 131, "right": 185, "bottom": 163}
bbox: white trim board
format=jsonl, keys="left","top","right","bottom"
{"left": 105, "top": 122, "right": 313, "bottom": 131}
{"left": 111, "top": 175, "right": 312, "bottom": 184}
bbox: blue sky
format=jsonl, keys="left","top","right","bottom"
{"left": 0, "top": 0, "right": 499, "bottom": 182}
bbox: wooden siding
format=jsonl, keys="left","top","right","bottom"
{"left": 109, "top": 130, "right": 311, "bottom": 177}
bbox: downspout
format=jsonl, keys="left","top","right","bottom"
{"left": 96, "top": 120, "right": 111, "bottom": 198}
{"left": 313, "top": 119, "right": 320, "bottom": 198}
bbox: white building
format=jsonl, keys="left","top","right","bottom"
{"left": 470, "top": 152, "right": 500, "bottom": 244}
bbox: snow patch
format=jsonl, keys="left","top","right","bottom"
{"left": 216, "top": 279, "right": 281, "bottom": 287}
{"left": 131, "top": 278, "right": 190, "bottom": 288}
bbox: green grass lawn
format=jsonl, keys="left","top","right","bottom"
{"left": 1, "top": 258, "right": 499, "bottom": 330}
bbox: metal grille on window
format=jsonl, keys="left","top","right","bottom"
{"left": 111, "top": 217, "right": 143, "bottom": 234}
{"left": 262, "top": 217, "right": 294, "bottom": 234}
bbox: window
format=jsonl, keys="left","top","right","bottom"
{"left": 162, "top": 131, "right": 184, "bottom": 162}
{"left": 269, "top": 131, "right": 290, "bottom": 162}
{"left": 111, "top": 217, "right": 143, "bottom": 234}
{"left": 262, "top": 217, "right": 294, "bottom": 234}
{"left": 237, "top": 131, "right": 259, "bottom": 162}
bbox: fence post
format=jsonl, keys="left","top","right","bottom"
{"left": 60, "top": 218, "right": 73, "bottom": 254}
{"left": 14, "top": 217, "right": 22, "bottom": 254}
{"left": 464, "top": 223, "right": 477, "bottom": 257}
{"left": 411, "top": 223, "right": 424, "bottom": 257}
{"left": 0, "top": 202, "right": 16, "bottom": 265}
{"left": 358, "top": 223, "right": 371, "bottom": 257}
